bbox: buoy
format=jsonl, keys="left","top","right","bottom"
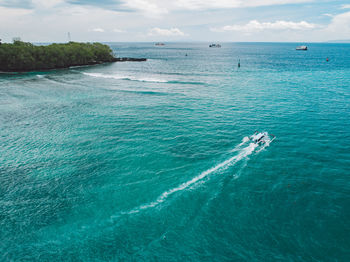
{"left": 326, "top": 58, "right": 329, "bottom": 62}
{"left": 238, "top": 59, "right": 240, "bottom": 68}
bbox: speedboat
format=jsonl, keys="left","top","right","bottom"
{"left": 296, "top": 46, "right": 307, "bottom": 50}
{"left": 250, "top": 131, "right": 275, "bottom": 145}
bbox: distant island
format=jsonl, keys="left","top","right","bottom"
{"left": 0, "top": 41, "right": 146, "bottom": 72}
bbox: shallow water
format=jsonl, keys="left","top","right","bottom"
{"left": 1, "top": 42, "right": 350, "bottom": 261}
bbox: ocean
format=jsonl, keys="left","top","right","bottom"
{"left": 1, "top": 42, "right": 349, "bottom": 261}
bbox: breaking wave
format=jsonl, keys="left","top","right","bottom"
{"left": 83, "top": 72, "right": 206, "bottom": 85}
{"left": 83, "top": 72, "right": 168, "bottom": 83}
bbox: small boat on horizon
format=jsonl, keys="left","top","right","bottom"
{"left": 296, "top": 45, "right": 307, "bottom": 50}
{"left": 155, "top": 42, "right": 165, "bottom": 46}
{"left": 209, "top": 43, "right": 221, "bottom": 48}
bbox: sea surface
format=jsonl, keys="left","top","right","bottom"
{"left": 1, "top": 42, "right": 349, "bottom": 261}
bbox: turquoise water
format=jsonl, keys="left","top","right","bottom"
{"left": 1, "top": 43, "right": 349, "bottom": 261}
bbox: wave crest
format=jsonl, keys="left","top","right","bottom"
{"left": 83, "top": 72, "right": 168, "bottom": 83}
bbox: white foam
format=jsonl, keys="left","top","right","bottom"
{"left": 256, "top": 135, "right": 275, "bottom": 153}
{"left": 83, "top": 72, "right": 124, "bottom": 80}
{"left": 242, "top": 136, "right": 250, "bottom": 143}
{"left": 83, "top": 72, "right": 168, "bottom": 83}
{"left": 134, "top": 77, "right": 168, "bottom": 83}
{"left": 231, "top": 136, "right": 250, "bottom": 151}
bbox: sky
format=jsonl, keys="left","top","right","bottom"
{"left": 0, "top": 0, "right": 349, "bottom": 42}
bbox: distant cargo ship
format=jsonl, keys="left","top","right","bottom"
{"left": 296, "top": 45, "right": 307, "bottom": 50}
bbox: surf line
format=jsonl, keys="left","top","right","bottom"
{"left": 122, "top": 135, "right": 266, "bottom": 215}
{"left": 82, "top": 72, "right": 169, "bottom": 83}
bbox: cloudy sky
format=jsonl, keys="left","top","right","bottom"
{"left": 0, "top": 0, "right": 349, "bottom": 42}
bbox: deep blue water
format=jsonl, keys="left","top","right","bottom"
{"left": 1, "top": 42, "right": 350, "bottom": 261}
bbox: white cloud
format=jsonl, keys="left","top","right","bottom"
{"left": 113, "top": 28, "right": 125, "bottom": 33}
{"left": 101, "top": 0, "right": 314, "bottom": 18}
{"left": 0, "top": 6, "right": 32, "bottom": 15}
{"left": 172, "top": 0, "right": 312, "bottom": 10}
{"left": 148, "top": 27, "right": 186, "bottom": 36}
{"left": 341, "top": 4, "right": 350, "bottom": 9}
{"left": 32, "top": 0, "right": 64, "bottom": 9}
{"left": 123, "top": 0, "right": 168, "bottom": 17}
{"left": 211, "top": 20, "right": 318, "bottom": 32}
{"left": 323, "top": 13, "right": 333, "bottom": 17}
{"left": 0, "top": 0, "right": 348, "bottom": 42}
{"left": 91, "top": 28, "right": 105, "bottom": 32}
{"left": 322, "top": 11, "right": 350, "bottom": 39}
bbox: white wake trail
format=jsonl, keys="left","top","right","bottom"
{"left": 123, "top": 139, "right": 260, "bottom": 215}
{"left": 230, "top": 136, "right": 250, "bottom": 152}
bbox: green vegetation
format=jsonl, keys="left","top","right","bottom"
{"left": 0, "top": 41, "right": 116, "bottom": 72}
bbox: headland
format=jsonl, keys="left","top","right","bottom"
{"left": 0, "top": 41, "right": 146, "bottom": 72}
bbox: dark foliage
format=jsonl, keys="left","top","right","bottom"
{"left": 0, "top": 41, "right": 116, "bottom": 72}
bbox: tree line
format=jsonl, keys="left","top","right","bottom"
{"left": 0, "top": 41, "right": 116, "bottom": 72}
